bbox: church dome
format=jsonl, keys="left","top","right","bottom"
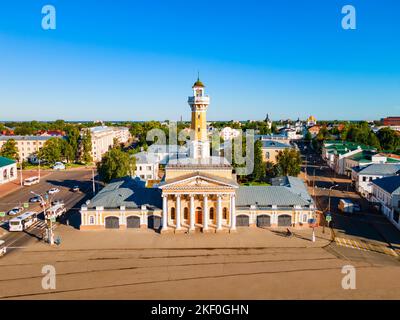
{"left": 192, "top": 78, "right": 205, "bottom": 88}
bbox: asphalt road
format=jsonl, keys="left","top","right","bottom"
{"left": 0, "top": 169, "right": 96, "bottom": 252}
{"left": 297, "top": 140, "right": 400, "bottom": 264}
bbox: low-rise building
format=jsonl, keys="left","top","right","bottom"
{"left": 0, "top": 156, "right": 17, "bottom": 184}
{"left": 306, "top": 115, "right": 317, "bottom": 127}
{"left": 351, "top": 163, "right": 400, "bottom": 199}
{"left": 371, "top": 176, "right": 400, "bottom": 230}
{"left": 0, "top": 136, "right": 56, "bottom": 162}
{"left": 260, "top": 140, "right": 292, "bottom": 164}
{"left": 308, "top": 125, "right": 320, "bottom": 137}
{"left": 322, "top": 141, "right": 376, "bottom": 175}
{"left": 344, "top": 151, "right": 400, "bottom": 176}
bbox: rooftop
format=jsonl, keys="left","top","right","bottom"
{"left": 261, "top": 140, "right": 291, "bottom": 149}
{"left": 353, "top": 163, "right": 400, "bottom": 175}
{"left": 0, "top": 156, "right": 16, "bottom": 167}
{"left": 372, "top": 176, "right": 400, "bottom": 195}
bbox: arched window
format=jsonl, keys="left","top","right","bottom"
{"left": 10, "top": 167, "right": 14, "bottom": 178}
{"left": 3, "top": 170, "right": 7, "bottom": 179}
{"left": 183, "top": 207, "right": 189, "bottom": 220}
{"left": 170, "top": 207, "right": 176, "bottom": 220}
{"left": 265, "top": 152, "right": 270, "bottom": 160}
{"left": 223, "top": 207, "right": 228, "bottom": 219}
{"left": 209, "top": 207, "right": 214, "bottom": 220}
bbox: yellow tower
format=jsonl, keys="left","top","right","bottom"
{"left": 188, "top": 77, "right": 210, "bottom": 159}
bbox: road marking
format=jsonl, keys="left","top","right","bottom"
{"left": 335, "top": 237, "right": 398, "bottom": 257}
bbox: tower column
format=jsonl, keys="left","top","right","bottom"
{"left": 230, "top": 194, "right": 236, "bottom": 231}
{"left": 203, "top": 194, "right": 208, "bottom": 231}
{"left": 175, "top": 195, "right": 182, "bottom": 230}
{"left": 216, "top": 195, "right": 222, "bottom": 231}
{"left": 162, "top": 195, "right": 168, "bottom": 230}
{"left": 190, "top": 195, "right": 195, "bottom": 231}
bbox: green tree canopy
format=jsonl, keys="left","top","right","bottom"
{"left": 250, "top": 140, "right": 266, "bottom": 181}
{"left": 377, "top": 128, "right": 400, "bottom": 151}
{"left": 0, "top": 139, "right": 19, "bottom": 161}
{"left": 275, "top": 148, "right": 302, "bottom": 176}
{"left": 97, "top": 146, "right": 136, "bottom": 183}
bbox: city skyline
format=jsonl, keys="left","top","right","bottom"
{"left": 0, "top": 0, "right": 399, "bottom": 121}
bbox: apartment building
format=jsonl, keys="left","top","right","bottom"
{"left": 0, "top": 135, "right": 55, "bottom": 162}
{"left": 88, "top": 126, "right": 131, "bottom": 162}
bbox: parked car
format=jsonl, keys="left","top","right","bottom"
{"left": 53, "top": 162, "right": 65, "bottom": 170}
{"left": 72, "top": 186, "right": 80, "bottom": 192}
{"left": 48, "top": 188, "right": 60, "bottom": 195}
{"left": 8, "top": 207, "right": 23, "bottom": 216}
{"left": 29, "top": 196, "right": 41, "bottom": 203}
{"left": 353, "top": 203, "right": 361, "bottom": 212}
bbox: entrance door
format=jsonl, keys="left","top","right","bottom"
{"left": 105, "top": 216, "right": 119, "bottom": 229}
{"left": 148, "top": 215, "right": 161, "bottom": 230}
{"left": 278, "top": 215, "right": 292, "bottom": 227}
{"left": 126, "top": 216, "right": 140, "bottom": 228}
{"left": 257, "top": 215, "right": 271, "bottom": 228}
{"left": 236, "top": 215, "right": 249, "bottom": 227}
{"left": 195, "top": 207, "right": 202, "bottom": 224}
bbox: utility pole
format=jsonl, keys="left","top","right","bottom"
{"left": 38, "top": 158, "right": 41, "bottom": 181}
{"left": 19, "top": 161, "right": 23, "bottom": 186}
{"left": 31, "top": 191, "right": 53, "bottom": 245}
{"left": 92, "top": 169, "right": 96, "bottom": 195}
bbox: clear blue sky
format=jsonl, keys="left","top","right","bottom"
{"left": 0, "top": 0, "right": 399, "bottom": 121}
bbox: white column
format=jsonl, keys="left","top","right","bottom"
{"left": 190, "top": 195, "right": 195, "bottom": 230}
{"left": 203, "top": 194, "right": 208, "bottom": 230}
{"left": 162, "top": 195, "right": 168, "bottom": 230}
{"left": 176, "top": 195, "right": 182, "bottom": 230}
{"left": 217, "top": 195, "right": 222, "bottom": 230}
{"left": 230, "top": 194, "right": 236, "bottom": 230}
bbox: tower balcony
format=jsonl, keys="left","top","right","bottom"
{"left": 188, "top": 95, "right": 210, "bottom": 105}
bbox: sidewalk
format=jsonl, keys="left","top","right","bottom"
{"left": 24, "top": 225, "right": 332, "bottom": 252}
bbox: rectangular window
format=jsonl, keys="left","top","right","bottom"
{"left": 89, "top": 216, "right": 95, "bottom": 224}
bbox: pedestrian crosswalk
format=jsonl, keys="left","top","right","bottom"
{"left": 335, "top": 237, "right": 398, "bottom": 257}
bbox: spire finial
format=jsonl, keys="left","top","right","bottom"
{"left": 197, "top": 71, "right": 200, "bottom": 81}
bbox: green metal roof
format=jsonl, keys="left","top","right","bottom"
{"left": 0, "top": 156, "right": 16, "bottom": 167}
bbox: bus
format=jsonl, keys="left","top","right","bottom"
{"left": 23, "top": 176, "right": 40, "bottom": 186}
{"left": 9, "top": 211, "right": 38, "bottom": 232}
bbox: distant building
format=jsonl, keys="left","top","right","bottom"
{"left": 306, "top": 115, "right": 317, "bottom": 127}
{"left": 88, "top": 126, "right": 131, "bottom": 162}
{"left": 308, "top": 125, "right": 321, "bottom": 137}
{"left": 260, "top": 140, "right": 292, "bottom": 164}
{"left": 344, "top": 151, "right": 400, "bottom": 177}
{"left": 382, "top": 117, "right": 400, "bottom": 127}
{"left": 0, "top": 157, "right": 17, "bottom": 185}
{"left": 264, "top": 114, "right": 272, "bottom": 129}
{"left": 371, "top": 175, "right": 400, "bottom": 230}
{"left": 0, "top": 135, "right": 56, "bottom": 162}
{"left": 36, "top": 130, "right": 65, "bottom": 137}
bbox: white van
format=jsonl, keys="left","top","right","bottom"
{"left": 23, "top": 176, "right": 40, "bottom": 186}
{"left": 338, "top": 199, "right": 354, "bottom": 213}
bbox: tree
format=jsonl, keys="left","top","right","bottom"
{"left": 275, "top": 148, "right": 302, "bottom": 176}
{"left": 0, "top": 139, "right": 19, "bottom": 161}
{"left": 304, "top": 131, "right": 312, "bottom": 141}
{"left": 377, "top": 128, "right": 400, "bottom": 151}
{"left": 80, "top": 129, "right": 92, "bottom": 163}
{"left": 65, "top": 125, "right": 80, "bottom": 161}
{"left": 97, "top": 146, "right": 136, "bottom": 183}
{"left": 250, "top": 140, "right": 266, "bottom": 181}
{"left": 38, "top": 138, "right": 63, "bottom": 164}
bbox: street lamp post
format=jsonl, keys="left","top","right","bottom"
{"left": 31, "top": 191, "right": 53, "bottom": 245}
{"left": 328, "top": 184, "right": 340, "bottom": 213}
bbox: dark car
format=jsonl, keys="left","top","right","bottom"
{"left": 29, "top": 196, "right": 41, "bottom": 203}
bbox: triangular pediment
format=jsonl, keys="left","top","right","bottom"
{"left": 159, "top": 173, "right": 238, "bottom": 190}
